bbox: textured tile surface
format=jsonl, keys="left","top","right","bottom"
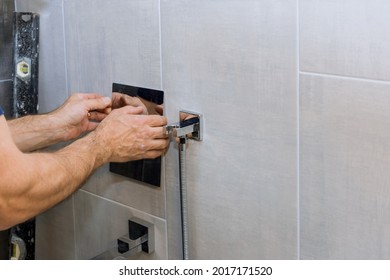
{"left": 0, "top": 0, "right": 14, "bottom": 80}
{"left": 162, "top": 0, "right": 298, "bottom": 259}
{"left": 16, "top": 0, "right": 68, "bottom": 113}
{"left": 63, "top": 0, "right": 161, "bottom": 95}
{"left": 300, "top": 74, "right": 390, "bottom": 259}
{"left": 74, "top": 190, "right": 167, "bottom": 260}
{"left": 15, "top": 0, "right": 73, "bottom": 260}
{"left": 300, "top": 0, "right": 390, "bottom": 81}
{"left": 63, "top": 0, "right": 165, "bottom": 217}
{"left": 35, "top": 196, "right": 75, "bottom": 260}
{"left": 0, "top": 81, "right": 12, "bottom": 118}
{"left": 81, "top": 165, "right": 165, "bottom": 218}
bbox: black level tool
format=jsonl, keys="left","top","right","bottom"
{"left": 12, "top": 12, "right": 39, "bottom": 117}
{"left": 11, "top": 12, "right": 40, "bottom": 260}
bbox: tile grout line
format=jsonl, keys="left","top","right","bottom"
{"left": 79, "top": 189, "right": 166, "bottom": 222}
{"left": 300, "top": 70, "right": 390, "bottom": 85}
{"left": 159, "top": 0, "right": 164, "bottom": 91}
{"left": 59, "top": 0, "right": 76, "bottom": 259}
{"left": 158, "top": 0, "right": 170, "bottom": 260}
{"left": 61, "top": 0, "right": 70, "bottom": 98}
{"left": 296, "top": 0, "right": 301, "bottom": 260}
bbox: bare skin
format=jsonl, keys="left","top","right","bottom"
{"left": 0, "top": 93, "right": 169, "bottom": 230}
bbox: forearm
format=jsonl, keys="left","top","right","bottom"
{"left": 8, "top": 114, "right": 67, "bottom": 152}
{"left": 0, "top": 131, "right": 109, "bottom": 230}
{"left": 0, "top": 104, "right": 168, "bottom": 230}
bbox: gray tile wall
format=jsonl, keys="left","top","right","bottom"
{"left": 74, "top": 190, "right": 167, "bottom": 260}
{"left": 62, "top": 1, "right": 168, "bottom": 260}
{"left": 15, "top": 0, "right": 72, "bottom": 260}
{"left": 299, "top": 0, "right": 390, "bottom": 259}
{"left": 300, "top": 0, "right": 390, "bottom": 81}
{"left": 0, "top": 0, "right": 13, "bottom": 80}
{"left": 0, "top": 81, "right": 12, "bottom": 117}
{"left": 161, "top": 0, "right": 298, "bottom": 259}
{"left": 14, "top": 0, "right": 390, "bottom": 260}
{"left": 16, "top": 0, "right": 168, "bottom": 259}
{"left": 16, "top": 0, "right": 68, "bottom": 113}
{"left": 300, "top": 74, "right": 390, "bottom": 259}
{"left": 63, "top": 0, "right": 161, "bottom": 95}
{"left": 0, "top": 0, "right": 14, "bottom": 118}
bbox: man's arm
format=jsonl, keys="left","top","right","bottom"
{"left": 0, "top": 116, "right": 103, "bottom": 229}
{"left": 8, "top": 94, "right": 112, "bottom": 152}
{"left": 0, "top": 106, "right": 168, "bottom": 230}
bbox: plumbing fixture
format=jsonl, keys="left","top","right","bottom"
{"left": 92, "top": 217, "right": 154, "bottom": 260}
{"left": 116, "top": 218, "right": 154, "bottom": 258}
{"left": 165, "top": 110, "right": 203, "bottom": 260}
{"left": 109, "top": 83, "right": 164, "bottom": 187}
{"left": 164, "top": 110, "right": 203, "bottom": 141}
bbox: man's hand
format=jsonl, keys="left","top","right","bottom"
{"left": 49, "top": 93, "right": 113, "bottom": 141}
{"left": 92, "top": 105, "right": 169, "bottom": 163}
{"left": 0, "top": 93, "right": 169, "bottom": 229}
{"left": 111, "top": 92, "right": 148, "bottom": 115}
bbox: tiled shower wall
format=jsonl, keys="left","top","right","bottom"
{"left": 11, "top": 0, "right": 390, "bottom": 259}
{"left": 0, "top": 0, "right": 13, "bottom": 118}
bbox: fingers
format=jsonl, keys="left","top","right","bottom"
{"left": 145, "top": 115, "right": 168, "bottom": 127}
{"left": 142, "top": 149, "right": 168, "bottom": 159}
{"left": 85, "top": 96, "right": 112, "bottom": 112}
{"left": 155, "top": 105, "right": 164, "bottom": 116}
{"left": 86, "top": 121, "right": 99, "bottom": 131}
{"left": 76, "top": 93, "right": 104, "bottom": 100}
{"left": 148, "top": 126, "right": 169, "bottom": 139}
{"left": 137, "top": 137, "right": 169, "bottom": 149}
{"left": 138, "top": 139, "right": 170, "bottom": 159}
{"left": 122, "top": 95, "right": 144, "bottom": 107}
{"left": 88, "top": 111, "right": 108, "bottom": 122}
{"left": 126, "top": 106, "right": 144, "bottom": 115}
{"left": 112, "top": 92, "right": 145, "bottom": 107}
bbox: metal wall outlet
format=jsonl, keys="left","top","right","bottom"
{"left": 92, "top": 217, "right": 154, "bottom": 260}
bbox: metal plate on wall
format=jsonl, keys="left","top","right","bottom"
{"left": 109, "top": 83, "right": 164, "bottom": 187}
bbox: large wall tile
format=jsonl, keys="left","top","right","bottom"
{"left": 300, "top": 74, "right": 390, "bottom": 259}
{"left": 81, "top": 165, "right": 165, "bottom": 218}
{"left": 300, "top": 0, "right": 390, "bottom": 81}
{"left": 63, "top": 0, "right": 161, "bottom": 95}
{"left": 74, "top": 190, "right": 167, "bottom": 260}
{"left": 14, "top": 0, "right": 72, "bottom": 260}
{"left": 0, "top": 81, "right": 12, "bottom": 118}
{"left": 0, "top": 0, "right": 14, "bottom": 80}
{"left": 63, "top": 0, "right": 165, "bottom": 218}
{"left": 162, "top": 0, "right": 298, "bottom": 259}
{"left": 16, "top": 0, "right": 68, "bottom": 112}
{"left": 35, "top": 196, "right": 75, "bottom": 259}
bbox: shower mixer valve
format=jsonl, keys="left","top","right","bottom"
{"left": 91, "top": 217, "right": 154, "bottom": 260}
{"left": 164, "top": 110, "right": 203, "bottom": 141}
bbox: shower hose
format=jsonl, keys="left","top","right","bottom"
{"left": 179, "top": 137, "right": 189, "bottom": 260}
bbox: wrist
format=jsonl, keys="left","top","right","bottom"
{"left": 45, "top": 113, "right": 70, "bottom": 143}
{"left": 81, "top": 130, "right": 112, "bottom": 169}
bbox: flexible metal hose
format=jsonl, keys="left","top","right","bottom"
{"left": 179, "top": 138, "right": 189, "bottom": 260}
